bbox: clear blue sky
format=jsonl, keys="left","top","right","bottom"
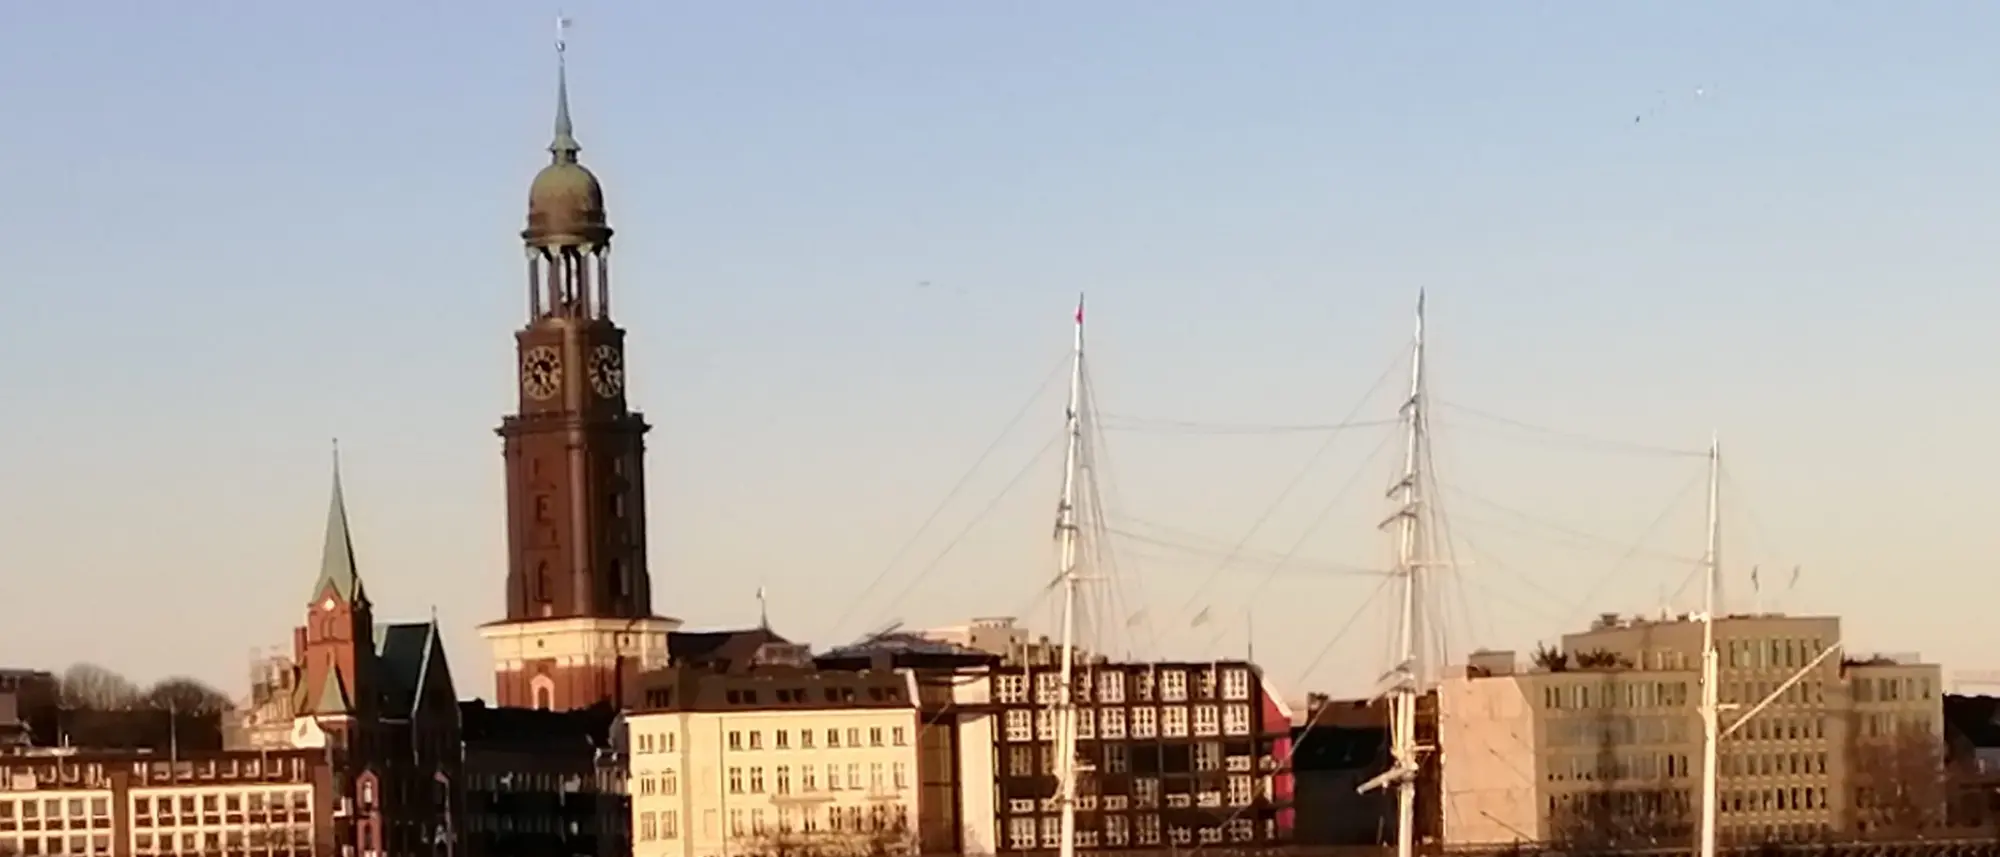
{"left": 4, "top": 3, "right": 1998, "bottom": 701}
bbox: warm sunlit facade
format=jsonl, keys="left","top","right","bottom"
{"left": 628, "top": 667, "right": 920, "bottom": 857}
{"left": 0, "top": 750, "right": 331, "bottom": 857}
{"left": 1439, "top": 613, "right": 1943, "bottom": 849}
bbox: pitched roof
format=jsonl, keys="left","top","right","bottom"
{"left": 311, "top": 666, "right": 351, "bottom": 715}
{"left": 667, "top": 628, "right": 793, "bottom": 673}
{"left": 309, "top": 454, "right": 365, "bottom": 606}
{"left": 460, "top": 700, "right": 617, "bottom": 750}
{"left": 375, "top": 623, "right": 431, "bottom": 716}
{"left": 1945, "top": 694, "right": 2000, "bottom": 748}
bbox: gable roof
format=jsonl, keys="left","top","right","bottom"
{"left": 668, "top": 628, "right": 792, "bottom": 673}
{"left": 311, "top": 666, "right": 351, "bottom": 715}
{"left": 375, "top": 620, "right": 454, "bottom": 719}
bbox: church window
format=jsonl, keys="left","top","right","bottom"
{"left": 535, "top": 562, "right": 553, "bottom": 602}
{"left": 535, "top": 495, "right": 552, "bottom": 522}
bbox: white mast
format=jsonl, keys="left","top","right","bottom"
{"left": 1054, "top": 295, "right": 1087, "bottom": 857}
{"left": 1360, "top": 292, "right": 1427, "bottom": 857}
{"left": 1697, "top": 435, "right": 1722, "bottom": 857}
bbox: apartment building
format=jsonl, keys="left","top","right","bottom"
{"left": 0, "top": 748, "right": 332, "bottom": 857}
{"left": 627, "top": 666, "right": 921, "bottom": 857}
{"left": 458, "top": 701, "right": 629, "bottom": 857}
{"left": 1439, "top": 613, "right": 1942, "bottom": 849}
{"left": 985, "top": 660, "right": 1295, "bottom": 853}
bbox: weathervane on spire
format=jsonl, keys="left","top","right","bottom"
{"left": 556, "top": 13, "right": 572, "bottom": 55}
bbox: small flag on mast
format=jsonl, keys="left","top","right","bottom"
{"left": 1075, "top": 295, "right": 1085, "bottom": 325}
{"left": 1750, "top": 565, "right": 1760, "bottom": 592}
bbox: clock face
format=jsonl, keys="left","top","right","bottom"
{"left": 522, "top": 346, "right": 562, "bottom": 401}
{"left": 588, "top": 345, "right": 625, "bottom": 398}
{"left": 321, "top": 597, "right": 336, "bottom": 612}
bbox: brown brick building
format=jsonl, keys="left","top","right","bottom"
{"left": 477, "top": 38, "right": 679, "bottom": 714}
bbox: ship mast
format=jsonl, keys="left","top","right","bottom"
{"left": 1360, "top": 292, "right": 1427, "bottom": 857}
{"left": 1697, "top": 436, "right": 1722, "bottom": 857}
{"left": 1054, "top": 295, "right": 1087, "bottom": 857}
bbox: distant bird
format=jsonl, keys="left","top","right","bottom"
{"left": 1634, "top": 85, "right": 1710, "bottom": 124}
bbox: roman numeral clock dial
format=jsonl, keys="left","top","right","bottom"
{"left": 588, "top": 345, "right": 624, "bottom": 398}
{"left": 521, "top": 346, "right": 562, "bottom": 401}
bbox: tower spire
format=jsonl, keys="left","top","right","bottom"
{"left": 311, "top": 440, "right": 365, "bottom": 605}
{"left": 550, "top": 15, "right": 580, "bottom": 161}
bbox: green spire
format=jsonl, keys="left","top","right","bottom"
{"left": 310, "top": 441, "right": 366, "bottom": 605}
{"left": 550, "top": 18, "right": 580, "bottom": 162}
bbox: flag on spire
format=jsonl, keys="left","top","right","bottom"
{"left": 1075, "top": 294, "right": 1085, "bottom": 325}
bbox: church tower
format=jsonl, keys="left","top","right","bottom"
{"left": 480, "top": 33, "right": 679, "bottom": 711}
{"left": 292, "top": 451, "right": 378, "bottom": 744}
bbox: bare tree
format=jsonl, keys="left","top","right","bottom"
{"left": 1550, "top": 784, "right": 1692, "bottom": 850}
{"left": 141, "top": 677, "right": 233, "bottom": 714}
{"left": 1851, "top": 722, "right": 1948, "bottom": 838}
{"left": 58, "top": 663, "right": 139, "bottom": 710}
{"left": 1531, "top": 643, "right": 1570, "bottom": 673}
{"left": 740, "top": 824, "right": 915, "bottom": 857}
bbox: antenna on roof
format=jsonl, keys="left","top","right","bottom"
{"left": 862, "top": 620, "right": 903, "bottom": 644}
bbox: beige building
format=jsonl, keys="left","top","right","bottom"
{"left": 626, "top": 667, "right": 921, "bottom": 857}
{"left": 1439, "top": 613, "right": 1942, "bottom": 848}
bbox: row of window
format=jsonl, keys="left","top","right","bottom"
{"left": 1723, "top": 750, "right": 1829, "bottom": 779}
{"left": 1544, "top": 714, "right": 1690, "bottom": 748}
{"left": 133, "top": 793, "right": 312, "bottom": 825}
{"left": 0, "top": 800, "right": 109, "bottom": 825}
{"left": 727, "top": 726, "right": 907, "bottom": 752}
{"left": 0, "top": 825, "right": 316, "bottom": 857}
{"left": 1853, "top": 674, "right": 1935, "bottom": 703}
{"left": 1730, "top": 713, "right": 1828, "bottom": 743}
{"left": 1541, "top": 673, "right": 1933, "bottom": 714}
{"left": 726, "top": 763, "right": 908, "bottom": 795}
{"left": 1856, "top": 712, "right": 1935, "bottom": 739}
{"left": 993, "top": 668, "right": 1256, "bottom": 707}
{"left": 1002, "top": 815, "right": 1268, "bottom": 850}
{"left": 635, "top": 804, "right": 911, "bottom": 841}
{"left": 1, "top": 758, "right": 311, "bottom": 791}
{"left": 1727, "top": 785, "right": 1829, "bottom": 814}
{"left": 1545, "top": 748, "right": 1836, "bottom": 784}
{"left": 1727, "top": 679, "right": 1824, "bottom": 707}
{"left": 635, "top": 724, "right": 912, "bottom": 756}
{"left": 1546, "top": 753, "right": 1693, "bottom": 783}
{"left": 1000, "top": 776, "right": 1271, "bottom": 810}
{"left": 1542, "top": 680, "right": 1691, "bottom": 711}
{"left": 1001, "top": 704, "right": 1253, "bottom": 743}
{"left": 1724, "top": 637, "right": 1827, "bottom": 672}
{"left": 1002, "top": 742, "right": 1267, "bottom": 778}
{"left": 135, "top": 829, "right": 313, "bottom": 852}
{"left": 635, "top": 762, "right": 910, "bottom": 798}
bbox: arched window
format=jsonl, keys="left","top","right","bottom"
{"left": 534, "top": 562, "right": 552, "bottom": 601}
{"left": 534, "top": 686, "right": 553, "bottom": 710}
